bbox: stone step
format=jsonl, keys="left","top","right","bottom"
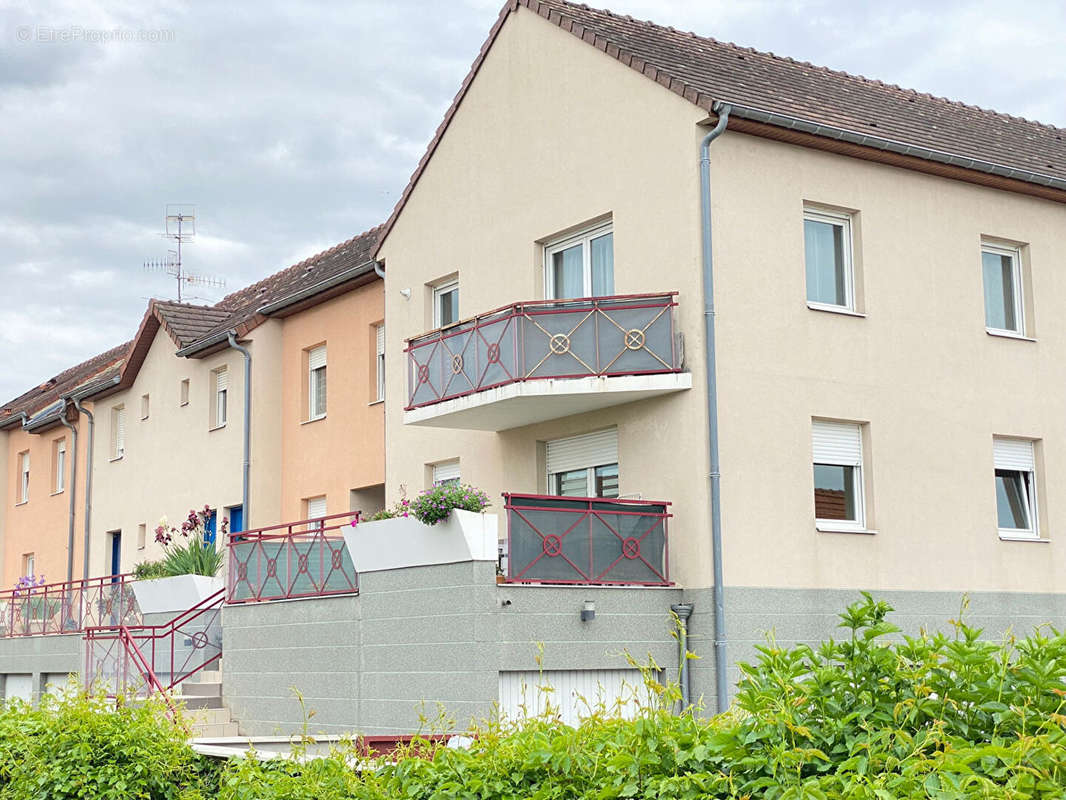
{"left": 189, "top": 707, "right": 233, "bottom": 726}
{"left": 176, "top": 682, "right": 221, "bottom": 697}
{"left": 179, "top": 695, "right": 223, "bottom": 710}
{"left": 190, "top": 721, "right": 239, "bottom": 738}
{"left": 185, "top": 669, "right": 222, "bottom": 683}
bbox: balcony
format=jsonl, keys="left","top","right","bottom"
{"left": 502, "top": 493, "right": 671, "bottom": 586}
{"left": 404, "top": 293, "right": 690, "bottom": 430}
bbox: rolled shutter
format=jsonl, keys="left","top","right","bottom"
{"left": 116, "top": 408, "right": 126, "bottom": 453}
{"left": 376, "top": 325, "right": 385, "bottom": 356}
{"left": 308, "top": 345, "right": 327, "bottom": 370}
{"left": 306, "top": 496, "right": 327, "bottom": 519}
{"left": 994, "top": 437, "right": 1034, "bottom": 471}
{"left": 812, "top": 420, "right": 862, "bottom": 466}
{"left": 433, "top": 461, "right": 460, "bottom": 484}
{"left": 215, "top": 368, "right": 228, "bottom": 392}
{"left": 546, "top": 429, "right": 618, "bottom": 475}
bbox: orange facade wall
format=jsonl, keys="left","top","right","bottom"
{"left": 2, "top": 407, "right": 92, "bottom": 587}
{"left": 279, "top": 281, "right": 385, "bottom": 522}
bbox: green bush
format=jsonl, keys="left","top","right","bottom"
{"left": 0, "top": 686, "right": 213, "bottom": 800}
{"left": 133, "top": 560, "right": 169, "bottom": 580}
{"left": 409, "top": 483, "right": 491, "bottom": 526}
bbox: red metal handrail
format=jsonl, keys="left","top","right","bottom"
{"left": 226, "top": 513, "right": 359, "bottom": 603}
{"left": 502, "top": 493, "right": 672, "bottom": 586}
{"left": 85, "top": 589, "right": 224, "bottom": 700}
{"left": 0, "top": 573, "right": 140, "bottom": 638}
{"left": 404, "top": 292, "right": 681, "bottom": 410}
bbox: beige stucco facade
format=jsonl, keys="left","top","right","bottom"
{"left": 279, "top": 282, "right": 385, "bottom": 522}
{"left": 378, "top": 5, "right": 1066, "bottom": 595}
{"left": 89, "top": 324, "right": 282, "bottom": 576}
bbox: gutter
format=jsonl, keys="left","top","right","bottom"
{"left": 699, "top": 102, "right": 732, "bottom": 715}
{"left": 256, "top": 260, "right": 379, "bottom": 316}
{"left": 373, "top": 261, "right": 385, "bottom": 279}
{"left": 176, "top": 330, "right": 231, "bottom": 358}
{"left": 722, "top": 101, "right": 1066, "bottom": 192}
{"left": 57, "top": 402, "right": 78, "bottom": 582}
{"left": 72, "top": 398, "right": 95, "bottom": 580}
{"left": 226, "top": 332, "right": 252, "bottom": 526}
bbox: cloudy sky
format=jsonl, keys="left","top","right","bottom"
{"left": 1, "top": 0, "right": 1063, "bottom": 400}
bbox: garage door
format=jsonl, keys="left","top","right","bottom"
{"left": 498, "top": 668, "right": 651, "bottom": 727}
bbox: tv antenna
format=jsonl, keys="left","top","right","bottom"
{"left": 143, "top": 205, "right": 225, "bottom": 302}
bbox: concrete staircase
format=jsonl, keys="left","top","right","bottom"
{"left": 173, "top": 668, "right": 239, "bottom": 738}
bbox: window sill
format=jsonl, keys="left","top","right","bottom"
{"left": 179, "top": 402, "right": 189, "bottom": 408}
{"left": 50, "top": 490, "right": 64, "bottom": 497}
{"left": 807, "top": 302, "right": 866, "bottom": 318}
{"left": 368, "top": 399, "right": 384, "bottom": 406}
{"left": 998, "top": 533, "right": 1048, "bottom": 543}
{"left": 302, "top": 415, "right": 327, "bottom": 426}
{"left": 985, "top": 328, "right": 1036, "bottom": 342}
{"left": 109, "top": 455, "right": 124, "bottom": 463}
{"left": 14, "top": 501, "right": 27, "bottom": 507}
{"left": 209, "top": 424, "right": 227, "bottom": 432}
{"left": 816, "top": 524, "right": 877, "bottom": 535}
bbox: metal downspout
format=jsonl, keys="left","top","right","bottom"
{"left": 699, "top": 102, "right": 732, "bottom": 715}
{"left": 57, "top": 402, "right": 78, "bottom": 582}
{"left": 373, "top": 260, "right": 385, "bottom": 279}
{"left": 73, "top": 398, "right": 94, "bottom": 580}
{"left": 227, "top": 332, "right": 252, "bottom": 525}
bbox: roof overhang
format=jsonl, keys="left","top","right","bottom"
{"left": 257, "top": 260, "right": 379, "bottom": 318}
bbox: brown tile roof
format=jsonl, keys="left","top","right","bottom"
{"left": 152, "top": 301, "right": 231, "bottom": 349}
{"left": 373, "top": 0, "right": 1066, "bottom": 256}
{"left": 0, "top": 342, "right": 130, "bottom": 426}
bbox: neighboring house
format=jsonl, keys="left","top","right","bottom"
{"left": 0, "top": 345, "right": 128, "bottom": 586}
{"left": 0, "top": 228, "right": 384, "bottom": 582}
{"left": 374, "top": 0, "right": 1066, "bottom": 709}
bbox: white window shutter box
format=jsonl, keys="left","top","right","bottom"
{"left": 308, "top": 346, "right": 327, "bottom": 371}
{"left": 216, "top": 369, "right": 228, "bottom": 392}
{"left": 375, "top": 325, "right": 385, "bottom": 356}
{"left": 546, "top": 429, "right": 619, "bottom": 475}
{"left": 433, "top": 461, "right": 461, "bottom": 484}
{"left": 306, "top": 496, "right": 327, "bottom": 519}
{"left": 994, "top": 438, "right": 1035, "bottom": 471}
{"left": 811, "top": 420, "right": 862, "bottom": 465}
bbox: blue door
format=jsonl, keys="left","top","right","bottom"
{"left": 229, "top": 505, "right": 244, "bottom": 535}
{"left": 204, "top": 510, "right": 217, "bottom": 546}
{"left": 109, "top": 532, "right": 121, "bottom": 579}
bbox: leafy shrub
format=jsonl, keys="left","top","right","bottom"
{"left": 0, "top": 686, "right": 213, "bottom": 799}
{"left": 133, "top": 559, "right": 169, "bottom": 580}
{"left": 409, "top": 483, "right": 490, "bottom": 526}
{"left": 152, "top": 507, "right": 226, "bottom": 578}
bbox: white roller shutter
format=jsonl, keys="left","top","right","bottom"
{"left": 812, "top": 420, "right": 862, "bottom": 466}
{"left": 4, "top": 674, "right": 32, "bottom": 703}
{"left": 546, "top": 429, "right": 618, "bottom": 475}
{"left": 308, "top": 345, "right": 327, "bottom": 370}
{"left": 498, "top": 669, "right": 650, "bottom": 727}
{"left": 994, "top": 437, "right": 1035, "bottom": 471}
{"left": 306, "top": 496, "right": 327, "bottom": 520}
{"left": 375, "top": 324, "right": 385, "bottom": 356}
{"left": 215, "top": 368, "right": 228, "bottom": 392}
{"left": 433, "top": 460, "right": 460, "bottom": 485}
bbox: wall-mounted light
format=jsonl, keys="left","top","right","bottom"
{"left": 399, "top": 288, "right": 412, "bottom": 299}
{"left": 580, "top": 599, "right": 595, "bottom": 622}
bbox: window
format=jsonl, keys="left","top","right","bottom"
{"left": 22, "top": 553, "right": 34, "bottom": 578}
{"left": 110, "top": 405, "right": 125, "bottom": 459}
{"left": 53, "top": 438, "right": 66, "bottom": 494}
{"left": 432, "top": 460, "right": 460, "bottom": 487}
{"left": 305, "top": 496, "right": 327, "bottom": 529}
{"left": 433, "top": 279, "right": 459, "bottom": 328}
{"left": 982, "top": 243, "right": 1024, "bottom": 334}
{"left": 212, "top": 368, "right": 228, "bottom": 428}
{"left": 545, "top": 223, "right": 614, "bottom": 300}
{"left": 137, "top": 523, "right": 146, "bottom": 550}
{"left": 140, "top": 393, "right": 150, "bottom": 420}
{"left": 180, "top": 378, "right": 190, "bottom": 407}
{"left": 307, "top": 345, "right": 327, "bottom": 420}
{"left": 812, "top": 420, "right": 866, "bottom": 531}
{"left": 17, "top": 451, "right": 29, "bottom": 503}
{"left": 375, "top": 324, "right": 385, "bottom": 402}
{"left": 546, "top": 429, "right": 619, "bottom": 498}
{"left": 993, "top": 437, "right": 1038, "bottom": 538}
{"left": 804, "top": 208, "right": 854, "bottom": 310}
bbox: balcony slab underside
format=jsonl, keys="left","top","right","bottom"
{"left": 403, "top": 372, "right": 693, "bottom": 431}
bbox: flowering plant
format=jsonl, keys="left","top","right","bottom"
{"left": 12, "top": 574, "right": 46, "bottom": 598}
{"left": 366, "top": 486, "right": 411, "bottom": 522}
{"left": 149, "top": 506, "right": 226, "bottom": 578}
{"left": 410, "top": 483, "right": 490, "bottom": 526}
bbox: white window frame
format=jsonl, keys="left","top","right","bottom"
{"left": 433, "top": 279, "right": 459, "bottom": 328}
{"left": 110, "top": 405, "right": 125, "bottom": 460}
{"left": 140, "top": 393, "right": 150, "bottom": 420}
{"left": 812, "top": 420, "right": 866, "bottom": 532}
{"left": 803, "top": 208, "right": 855, "bottom": 312}
{"left": 993, "top": 437, "right": 1039, "bottom": 539}
{"left": 307, "top": 345, "right": 327, "bottom": 421}
{"left": 18, "top": 451, "right": 29, "bottom": 504}
{"left": 212, "top": 368, "right": 228, "bottom": 429}
{"left": 23, "top": 553, "right": 34, "bottom": 577}
{"left": 375, "top": 324, "right": 385, "bottom": 403}
{"left": 179, "top": 378, "right": 190, "bottom": 407}
{"left": 545, "top": 429, "right": 619, "bottom": 499}
{"left": 54, "top": 438, "right": 66, "bottom": 494}
{"left": 543, "top": 222, "right": 614, "bottom": 300}
{"left": 981, "top": 242, "right": 1025, "bottom": 336}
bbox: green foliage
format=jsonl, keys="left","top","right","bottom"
{"left": 409, "top": 483, "right": 491, "bottom": 526}
{"left": 152, "top": 508, "right": 225, "bottom": 578}
{"left": 0, "top": 685, "right": 214, "bottom": 799}
{"left": 133, "top": 560, "right": 170, "bottom": 580}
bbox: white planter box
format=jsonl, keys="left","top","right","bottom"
{"left": 344, "top": 509, "right": 498, "bottom": 573}
{"left": 131, "top": 574, "right": 224, "bottom": 615}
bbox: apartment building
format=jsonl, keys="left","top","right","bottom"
{"left": 375, "top": 0, "right": 1066, "bottom": 707}
{"left": 0, "top": 229, "right": 384, "bottom": 584}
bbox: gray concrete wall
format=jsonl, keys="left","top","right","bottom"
{"left": 0, "top": 633, "right": 82, "bottom": 703}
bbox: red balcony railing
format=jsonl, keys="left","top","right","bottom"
{"left": 503, "top": 493, "right": 671, "bottom": 586}
{"left": 226, "top": 512, "right": 359, "bottom": 603}
{"left": 0, "top": 574, "right": 140, "bottom": 639}
{"left": 405, "top": 293, "right": 680, "bottom": 409}
{"left": 84, "top": 589, "right": 223, "bottom": 700}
